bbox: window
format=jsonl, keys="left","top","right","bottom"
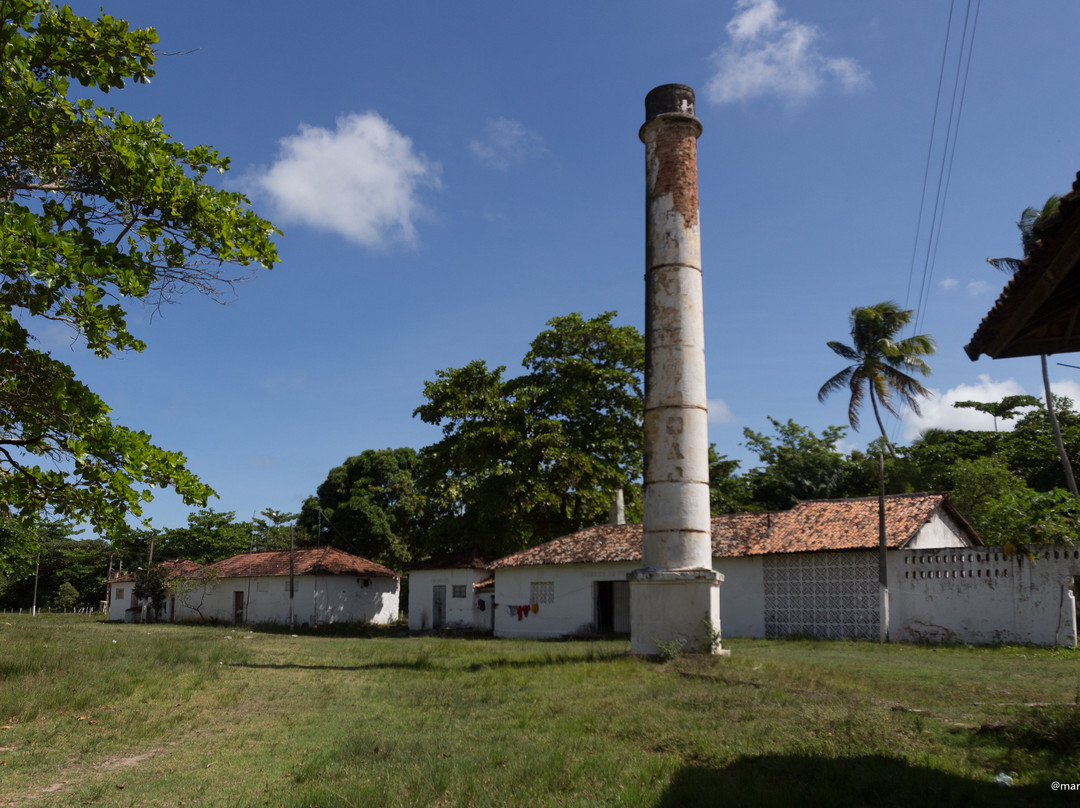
{"left": 531, "top": 581, "right": 554, "bottom": 605}
{"left": 256, "top": 581, "right": 269, "bottom": 593}
{"left": 115, "top": 588, "right": 125, "bottom": 600}
{"left": 452, "top": 585, "right": 466, "bottom": 598}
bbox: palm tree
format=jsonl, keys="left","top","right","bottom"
{"left": 818, "top": 302, "right": 936, "bottom": 456}
{"left": 986, "top": 195, "right": 1078, "bottom": 496}
{"left": 986, "top": 195, "right": 1060, "bottom": 274}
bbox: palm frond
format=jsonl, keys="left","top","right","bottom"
{"left": 825, "top": 341, "right": 860, "bottom": 362}
{"left": 817, "top": 366, "right": 854, "bottom": 403}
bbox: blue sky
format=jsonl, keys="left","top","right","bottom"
{"left": 53, "top": 0, "right": 1080, "bottom": 531}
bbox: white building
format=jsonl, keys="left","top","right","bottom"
{"left": 108, "top": 547, "right": 400, "bottom": 627}
{"left": 486, "top": 493, "right": 1079, "bottom": 646}
{"left": 406, "top": 555, "right": 494, "bottom": 632}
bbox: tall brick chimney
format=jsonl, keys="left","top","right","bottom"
{"left": 629, "top": 84, "right": 724, "bottom": 656}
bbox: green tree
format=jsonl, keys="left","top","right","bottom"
{"left": 0, "top": 521, "right": 110, "bottom": 611}
{"left": 156, "top": 509, "right": 252, "bottom": 563}
{"left": 0, "top": 515, "right": 37, "bottom": 578}
{"left": 0, "top": 2, "right": 278, "bottom": 541}
{"left": 252, "top": 508, "right": 298, "bottom": 552}
{"left": 741, "top": 418, "right": 861, "bottom": 511}
{"left": 948, "top": 456, "right": 1079, "bottom": 548}
{"left": 953, "top": 395, "right": 1041, "bottom": 432}
{"left": 818, "top": 302, "right": 935, "bottom": 456}
{"left": 513, "top": 311, "right": 644, "bottom": 528}
{"left": 133, "top": 562, "right": 168, "bottom": 616}
{"left": 902, "top": 394, "right": 1080, "bottom": 495}
{"left": 902, "top": 427, "right": 1000, "bottom": 492}
{"left": 414, "top": 312, "right": 644, "bottom": 557}
{"left": 299, "top": 448, "right": 420, "bottom": 568}
{"left": 1004, "top": 396, "right": 1080, "bottom": 493}
{"left": 52, "top": 581, "right": 79, "bottom": 611}
{"left": 708, "top": 445, "right": 752, "bottom": 514}
{"left": 987, "top": 196, "right": 1077, "bottom": 495}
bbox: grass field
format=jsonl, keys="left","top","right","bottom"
{"left": 1, "top": 615, "right": 1078, "bottom": 807}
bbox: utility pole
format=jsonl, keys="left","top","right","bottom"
{"left": 878, "top": 451, "right": 889, "bottom": 642}
{"left": 31, "top": 548, "right": 40, "bottom": 616}
{"left": 289, "top": 522, "right": 296, "bottom": 632}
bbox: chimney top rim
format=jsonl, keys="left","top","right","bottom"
{"left": 644, "top": 84, "right": 698, "bottom": 124}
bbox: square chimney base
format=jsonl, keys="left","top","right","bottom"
{"left": 628, "top": 568, "right": 727, "bottom": 656}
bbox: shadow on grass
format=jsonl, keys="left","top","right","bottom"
{"left": 230, "top": 649, "right": 629, "bottom": 674}
{"left": 658, "top": 754, "right": 1049, "bottom": 808}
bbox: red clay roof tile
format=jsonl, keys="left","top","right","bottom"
{"left": 490, "top": 493, "right": 980, "bottom": 568}
{"left": 746, "top": 493, "right": 980, "bottom": 555}
{"left": 208, "top": 547, "right": 397, "bottom": 579}
{"left": 491, "top": 513, "right": 778, "bottom": 568}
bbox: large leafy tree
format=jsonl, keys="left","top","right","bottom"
{"left": 0, "top": 2, "right": 278, "bottom": 539}
{"left": 414, "top": 312, "right": 643, "bottom": 557}
{"left": 818, "top": 302, "right": 935, "bottom": 456}
{"left": 299, "top": 448, "right": 420, "bottom": 569}
{"left": 904, "top": 394, "right": 1080, "bottom": 495}
{"left": 947, "top": 456, "right": 1080, "bottom": 548}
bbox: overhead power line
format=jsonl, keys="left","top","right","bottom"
{"left": 893, "top": 0, "right": 981, "bottom": 448}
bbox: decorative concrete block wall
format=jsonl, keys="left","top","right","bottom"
{"left": 888, "top": 545, "right": 1079, "bottom": 646}
{"left": 761, "top": 552, "right": 880, "bottom": 640}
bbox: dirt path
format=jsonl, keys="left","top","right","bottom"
{"left": 12, "top": 747, "right": 166, "bottom": 805}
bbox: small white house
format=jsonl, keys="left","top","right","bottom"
{"left": 407, "top": 555, "right": 494, "bottom": 632}
{"left": 108, "top": 547, "right": 400, "bottom": 627}
{"left": 107, "top": 560, "right": 201, "bottom": 622}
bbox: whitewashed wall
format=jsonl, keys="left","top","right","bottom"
{"left": 487, "top": 539, "right": 1080, "bottom": 646}
{"left": 714, "top": 556, "right": 764, "bottom": 638}
{"left": 905, "top": 511, "right": 972, "bottom": 549}
{"left": 888, "top": 545, "right": 1080, "bottom": 645}
{"left": 494, "top": 562, "right": 637, "bottom": 639}
{"left": 408, "top": 569, "right": 492, "bottom": 632}
{"left": 167, "top": 574, "right": 399, "bottom": 626}
{"left": 107, "top": 582, "right": 137, "bottom": 621}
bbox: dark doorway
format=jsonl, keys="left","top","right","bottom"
{"left": 597, "top": 581, "right": 615, "bottom": 632}
{"left": 595, "top": 581, "right": 629, "bottom": 634}
{"left": 432, "top": 585, "right": 446, "bottom": 630}
{"left": 233, "top": 591, "right": 245, "bottom": 625}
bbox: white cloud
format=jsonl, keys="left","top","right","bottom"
{"left": 249, "top": 112, "right": 441, "bottom": 248}
{"left": 966, "top": 280, "right": 995, "bottom": 296}
{"left": 708, "top": 398, "right": 737, "bottom": 424}
{"left": 939, "top": 277, "right": 959, "bottom": 290}
{"left": 706, "top": 0, "right": 870, "bottom": 106}
{"left": 1051, "top": 377, "right": 1080, "bottom": 408}
{"left": 902, "top": 375, "right": 1033, "bottom": 441}
{"left": 470, "top": 117, "right": 545, "bottom": 171}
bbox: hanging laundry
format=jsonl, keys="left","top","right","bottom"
{"left": 531, "top": 602, "right": 539, "bottom": 614}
